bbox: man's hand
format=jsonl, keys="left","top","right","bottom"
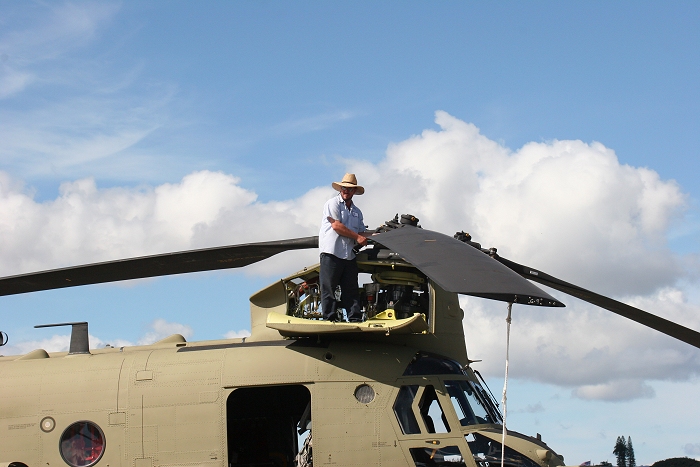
{"left": 328, "top": 216, "right": 368, "bottom": 246}
{"left": 356, "top": 235, "right": 368, "bottom": 247}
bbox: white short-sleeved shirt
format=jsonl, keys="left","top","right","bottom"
{"left": 319, "top": 194, "right": 366, "bottom": 260}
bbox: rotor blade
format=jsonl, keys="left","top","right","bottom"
{"left": 493, "top": 255, "right": 700, "bottom": 349}
{"left": 0, "top": 236, "right": 319, "bottom": 297}
{"left": 371, "top": 227, "right": 564, "bottom": 307}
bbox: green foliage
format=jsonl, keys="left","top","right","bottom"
{"left": 613, "top": 436, "right": 627, "bottom": 467}
{"left": 612, "top": 435, "right": 638, "bottom": 467}
{"left": 652, "top": 458, "right": 700, "bottom": 467}
{"left": 627, "top": 437, "right": 636, "bottom": 467}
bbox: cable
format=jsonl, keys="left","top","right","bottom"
{"left": 501, "top": 302, "right": 512, "bottom": 467}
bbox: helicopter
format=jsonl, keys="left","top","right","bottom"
{"left": 1, "top": 214, "right": 698, "bottom": 467}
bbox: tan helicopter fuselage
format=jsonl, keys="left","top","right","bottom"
{"left": 0, "top": 256, "right": 564, "bottom": 467}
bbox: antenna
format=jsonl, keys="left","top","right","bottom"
{"left": 35, "top": 322, "right": 90, "bottom": 355}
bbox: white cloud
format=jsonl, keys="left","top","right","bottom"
{"left": 0, "top": 90, "right": 172, "bottom": 178}
{"left": 0, "top": 111, "right": 698, "bottom": 402}
{"left": 0, "top": 2, "right": 119, "bottom": 98}
{"left": 137, "top": 319, "right": 193, "bottom": 345}
{"left": 573, "top": 379, "right": 655, "bottom": 402}
{"left": 0, "top": 2, "right": 176, "bottom": 181}
{"left": 462, "top": 287, "right": 700, "bottom": 401}
{"left": 1, "top": 323, "right": 248, "bottom": 358}
{"left": 0, "top": 170, "right": 265, "bottom": 275}
{"left": 1, "top": 333, "right": 132, "bottom": 356}
{"left": 270, "top": 111, "right": 356, "bottom": 136}
{"left": 0, "top": 167, "right": 330, "bottom": 276}
{"left": 3, "top": 333, "right": 71, "bottom": 355}
{"left": 361, "top": 111, "right": 686, "bottom": 297}
{"left": 473, "top": 140, "right": 685, "bottom": 296}
{"left": 224, "top": 329, "right": 251, "bottom": 339}
{"left": 0, "top": 67, "right": 34, "bottom": 98}
{"left": 0, "top": 319, "right": 191, "bottom": 356}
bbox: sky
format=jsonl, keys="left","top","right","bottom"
{"left": 1, "top": 1, "right": 699, "bottom": 463}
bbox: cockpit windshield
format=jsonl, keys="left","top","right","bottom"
{"left": 444, "top": 380, "right": 502, "bottom": 426}
{"left": 402, "top": 352, "right": 463, "bottom": 376}
{"left": 399, "top": 352, "right": 503, "bottom": 427}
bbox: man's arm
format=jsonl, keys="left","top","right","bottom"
{"left": 327, "top": 217, "right": 369, "bottom": 247}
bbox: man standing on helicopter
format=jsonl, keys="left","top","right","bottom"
{"left": 319, "top": 173, "right": 370, "bottom": 322}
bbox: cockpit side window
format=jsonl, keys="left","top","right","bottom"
{"left": 393, "top": 385, "right": 421, "bottom": 434}
{"left": 393, "top": 384, "right": 452, "bottom": 435}
{"left": 419, "top": 385, "right": 450, "bottom": 434}
{"left": 409, "top": 446, "right": 466, "bottom": 467}
{"left": 445, "top": 380, "right": 499, "bottom": 426}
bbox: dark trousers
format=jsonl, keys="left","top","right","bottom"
{"left": 320, "top": 253, "right": 362, "bottom": 321}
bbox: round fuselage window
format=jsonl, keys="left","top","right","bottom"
{"left": 354, "top": 383, "right": 376, "bottom": 404}
{"left": 59, "top": 421, "right": 105, "bottom": 467}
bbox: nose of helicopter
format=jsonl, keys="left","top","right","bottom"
{"left": 465, "top": 429, "right": 565, "bottom": 467}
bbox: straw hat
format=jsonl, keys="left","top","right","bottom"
{"left": 332, "top": 173, "right": 365, "bottom": 195}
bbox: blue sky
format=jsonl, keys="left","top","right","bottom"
{"left": 1, "top": 1, "right": 699, "bottom": 463}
